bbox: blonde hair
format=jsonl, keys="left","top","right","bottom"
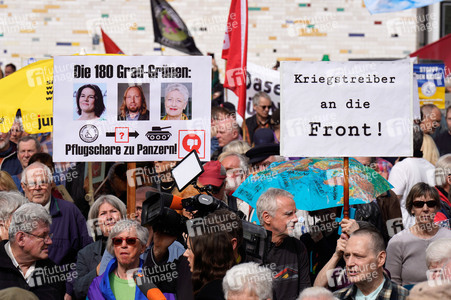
{"left": 0, "top": 171, "right": 18, "bottom": 191}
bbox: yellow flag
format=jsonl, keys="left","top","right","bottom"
{"left": 0, "top": 59, "right": 53, "bottom": 134}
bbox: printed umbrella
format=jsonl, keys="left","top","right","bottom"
{"left": 233, "top": 157, "right": 392, "bottom": 212}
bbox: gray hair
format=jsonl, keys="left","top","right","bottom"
{"left": 87, "top": 195, "right": 127, "bottom": 237}
{"left": 9, "top": 203, "right": 51, "bottom": 242}
{"left": 222, "top": 262, "right": 273, "bottom": 300}
{"left": 21, "top": 162, "right": 53, "bottom": 185}
{"left": 106, "top": 220, "right": 149, "bottom": 255}
{"left": 252, "top": 91, "right": 271, "bottom": 107}
{"left": 165, "top": 83, "right": 189, "bottom": 103}
{"left": 426, "top": 238, "right": 451, "bottom": 268}
{"left": 18, "top": 136, "right": 41, "bottom": 153}
{"left": 0, "top": 191, "right": 28, "bottom": 222}
{"left": 12, "top": 116, "right": 24, "bottom": 131}
{"left": 222, "top": 140, "right": 251, "bottom": 155}
{"left": 218, "top": 152, "right": 250, "bottom": 174}
{"left": 256, "top": 188, "right": 294, "bottom": 224}
{"left": 435, "top": 154, "right": 451, "bottom": 187}
{"left": 88, "top": 195, "right": 127, "bottom": 221}
{"left": 297, "top": 287, "right": 336, "bottom": 300}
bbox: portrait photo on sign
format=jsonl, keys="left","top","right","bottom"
{"left": 73, "top": 83, "right": 107, "bottom": 121}
{"left": 117, "top": 83, "right": 150, "bottom": 121}
{"left": 160, "top": 82, "right": 192, "bottom": 120}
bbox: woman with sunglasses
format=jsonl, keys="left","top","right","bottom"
{"left": 385, "top": 182, "right": 451, "bottom": 286}
{"left": 87, "top": 219, "right": 149, "bottom": 300}
{"left": 74, "top": 195, "right": 126, "bottom": 299}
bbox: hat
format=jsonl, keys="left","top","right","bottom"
{"left": 198, "top": 161, "right": 226, "bottom": 187}
{"left": 407, "top": 281, "right": 451, "bottom": 300}
{"left": 246, "top": 128, "right": 280, "bottom": 165}
{"left": 245, "top": 144, "right": 280, "bottom": 165}
{"left": 253, "top": 128, "right": 275, "bottom": 146}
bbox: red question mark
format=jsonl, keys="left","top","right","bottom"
{"left": 120, "top": 132, "right": 124, "bottom": 139}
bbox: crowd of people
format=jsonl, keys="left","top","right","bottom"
{"left": 0, "top": 61, "right": 451, "bottom": 299}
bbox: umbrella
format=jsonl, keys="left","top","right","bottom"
{"left": 0, "top": 59, "right": 54, "bottom": 134}
{"left": 233, "top": 157, "right": 393, "bottom": 212}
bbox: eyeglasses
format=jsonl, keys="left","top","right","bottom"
{"left": 24, "top": 180, "right": 50, "bottom": 189}
{"left": 259, "top": 105, "right": 271, "bottom": 110}
{"left": 25, "top": 232, "right": 53, "bottom": 242}
{"left": 112, "top": 237, "right": 138, "bottom": 246}
{"left": 412, "top": 200, "right": 437, "bottom": 208}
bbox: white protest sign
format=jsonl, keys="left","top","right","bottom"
{"left": 53, "top": 56, "right": 211, "bottom": 162}
{"left": 225, "top": 62, "right": 280, "bottom": 119}
{"left": 245, "top": 62, "right": 280, "bottom": 118}
{"left": 281, "top": 60, "right": 413, "bottom": 157}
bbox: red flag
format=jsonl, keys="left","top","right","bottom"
{"left": 222, "top": 0, "right": 248, "bottom": 118}
{"left": 410, "top": 34, "right": 451, "bottom": 76}
{"left": 101, "top": 28, "right": 124, "bottom": 54}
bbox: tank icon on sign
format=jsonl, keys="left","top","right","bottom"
{"left": 146, "top": 126, "right": 172, "bottom": 141}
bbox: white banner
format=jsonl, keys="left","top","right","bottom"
{"left": 281, "top": 60, "right": 413, "bottom": 157}
{"left": 53, "top": 56, "right": 211, "bottom": 162}
{"left": 245, "top": 62, "right": 280, "bottom": 118}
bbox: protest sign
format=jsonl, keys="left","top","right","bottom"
{"left": 53, "top": 56, "right": 211, "bottom": 162}
{"left": 245, "top": 62, "right": 280, "bottom": 118}
{"left": 414, "top": 63, "right": 446, "bottom": 109}
{"left": 281, "top": 60, "right": 413, "bottom": 157}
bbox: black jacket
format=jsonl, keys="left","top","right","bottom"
{"left": 73, "top": 239, "right": 105, "bottom": 300}
{"left": 0, "top": 240, "right": 66, "bottom": 300}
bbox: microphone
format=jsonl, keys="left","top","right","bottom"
{"left": 133, "top": 271, "right": 167, "bottom": 300}
{"left": 145, "top": 191, "right": 183, "bottom": 210}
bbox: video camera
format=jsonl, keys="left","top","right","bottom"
{"left": 141, "top": 151, "right": 268, "bottom": 260}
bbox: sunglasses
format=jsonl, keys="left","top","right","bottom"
{"left": 112, "top": 237, "right": 138, "bottom": 246}
{"left": 412, "top": 200, "right": 436, "bottom": 208}
{"left": 259, "top": 105, "right": 271, "bottom": 110}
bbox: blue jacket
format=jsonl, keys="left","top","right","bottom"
{"left": 87, "top": 258, "right": 148, "bottom": 300}
{"left": 0, "top": 151, "right": 22, "bottom": 176}
{"left": 48, "top": 196, "right": 93, "bottom": 296}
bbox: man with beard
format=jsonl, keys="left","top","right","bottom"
{"left": 218, "top": 151, "right": 252, "bottom": 219}
{"left": 117, "top": 85, "right": 149, "bottom": 121}
{"left": 256, "top": 188, "right": 311, "bottom": 300}
{"left": 0, "top": 131, "right": 17, "bottom": 165}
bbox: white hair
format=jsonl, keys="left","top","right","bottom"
{"left": 165, "top": 83, "right": 189, "bottom": 103}
{"left": 218, "top": 151, "right": 250, "bottom": 174}
{"left": 435, "top": 154, "right": 451, "bottom": 187}
{"left": 223, "top": 262, "right": 273, "bottom": 299}
{"left": 256, "top": 188, "right": 293, "bottom": 224}
{"left": 9, "top": 203, "right": 51, "bottom": 242}
{"left": 0, "top": 191, "right": 28, "bottom": 222}
{"left": 21, "top": 162, "right": 53, "bottom": 185}
{"left": 106, "top": 220, "right": 148, "bottom": 255}
{"left": 297, "top": 287, "right": 336, "bottom": 300}
{"left": 426, "top": 238, "right": 451, "bottom": 267}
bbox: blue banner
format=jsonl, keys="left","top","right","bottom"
{"left": 364, "top": 0, "right": 443, "bottom": 14}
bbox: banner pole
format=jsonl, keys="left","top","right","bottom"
{"left": 343, "top": 157, "right": 350, "bottom": 220}
{"left": 127, "top": 162, "right": 136, "bottom": 218}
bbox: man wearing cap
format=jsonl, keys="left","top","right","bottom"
{"left": 197, "top": 161, "right": 238, "bottom": 211}
{"left": 242, "top": 92, "right": 273, "bottom": 145}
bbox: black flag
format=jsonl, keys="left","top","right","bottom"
{"left": 150, "top": 0, "right": 202, "bottom": 55}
